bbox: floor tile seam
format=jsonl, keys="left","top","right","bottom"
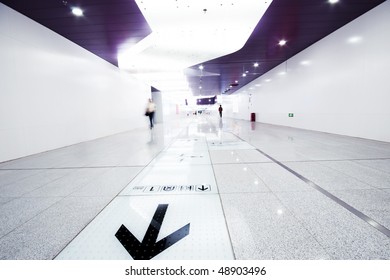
{"left": 0, "top": 196, "right": 25, "bottom": 211}
{"left": 253, "top": 148, "right": 390, "bottom": 239}
{"left": 212, "top": 132, "right": 274, "bottom": 195}
{"left": 147, "top": 163, "right": 213, "bottom": 167}
{"left": 244, "top": 163, "right": 318, "bottom": 193}
{"left": 211, "top": 161, "right": 274, "bottom": 166}
{"left": 67, "top": 121, "right": 188, "bottom": 200}
{"left": 0, "top": 195, "right": 67, "bottom": 243}
{"left": 50, "top": 149, "right": 170, "bottom": 259}
{"left": 0, "top": 168, "right": 54, "bottom": 189}
{"left": 50, "top": 124, "right": 188, "bottom": 256}
{"left": 351, "top": 160, "right": 390, "bottom": 176}
{"left": 244, "top": 164, "right": 274, "bottom": 193}
{"left": 217, "top": 190, "right": 315, "bottom": 195}
{"left": 11, "top": 168, "right": 76, "bottom": 198}
{"left": 17, "top": 166, "right": 114, "bottom": 199}
{"left": 14, "top": 165, "right": 123, "bottom": 226}
{"left": 0, "top": 166, "right": 140, "bottom": 171}
{"left": 47, "top": 166, "right": 126, "bottom": 199}
{"left": 275, "top": 158, "right": 390, "bottom": 164}
{"left": 206, "top": 134, "right": 237, "bottom": 260}
{"left": 313, "top": 160, "right": 389, "bottom": 192}
{"left": 265, "top": 189, "right": 338, "bottom": 259}
{"left": 117, "top": 193, "right": 220, "bottom": 198}
{"left": 52, "top": 191, "right": 127, "bottom": 260}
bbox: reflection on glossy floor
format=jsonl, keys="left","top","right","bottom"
{"left": 1, "top": 115, "right": 390, "bottom": 260}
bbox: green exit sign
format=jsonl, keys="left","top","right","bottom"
{"left": 288, "top": 113, "right": 294, "bottom": 117}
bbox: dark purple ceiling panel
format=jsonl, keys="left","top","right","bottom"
{"left": 190, "top": 0, "right": 386, "bottom": 95}
{"left": 2, "top": 0, "right": 386, "bottom": 95}
{"left": 1, "top": 0, "right": 152, "bottom": 66}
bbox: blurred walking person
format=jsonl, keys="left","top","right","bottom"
{"left": 145, "top": 98, "right": 156, "bottom": 129}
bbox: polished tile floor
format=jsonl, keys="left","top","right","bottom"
{"left": 1, "top": 115, "right": 390, "bottom": 260}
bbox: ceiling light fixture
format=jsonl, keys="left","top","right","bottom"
{"left": 328, "top": 0, "right": 339, "bottom": 4}
{"left": 278, "top": 39, "right": 287, "bottom": 46}
{"left": 347, "top": 36, "right": 362, "bottom": 44}
{"left": 253, "top": 62, "right": 259, "bottom": 67}
{"left": 71, "top": 7, "right": 83, "bottom": 16}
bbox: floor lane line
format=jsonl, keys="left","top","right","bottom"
{"left": 254, "top": 148, "right": 390, "bottom": 238}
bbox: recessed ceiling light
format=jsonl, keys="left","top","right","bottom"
{"left": 242, "top": 73, "right": 247, "bottom": 77}
{"left": 253, "top": 62, "right": 259, "bottom": 67}
{"left": 329, "top": 0, "right": 339, "bottom": 4}
{"left": 278, "top": 39, "right": 287, "bottom": 46}
{"left": 348, "top": 36, "right": 362, "bottom": 44}
{"left": 198, "top": 65, "right": 204, "bottom": 70}
{"left": 72, "top": 7, "right": 83, "bottom": 16}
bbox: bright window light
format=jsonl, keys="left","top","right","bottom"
{"left": 118, "top": 0, "right": 273, "bottom": 89}
{"left": 72, "top": 7, "right": 83, "bottom": 16}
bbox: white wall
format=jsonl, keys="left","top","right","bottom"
{"left": 0, "top": 4, "right": 151, "bottom": 162}
{"left": 152, "top": 91, "right": 164, "bottom": 123}
{"left": 227, "top": 1, "right": 390, "bottom": 142}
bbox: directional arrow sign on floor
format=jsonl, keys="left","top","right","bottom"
{"left": 197, "top": 185, "right": 209, "bottom": 191}
{"left": 115, "top": 204, "right": 190, "bottom": 260}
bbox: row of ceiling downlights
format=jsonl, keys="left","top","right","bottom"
{"left": 213, "top": 0, "right": 340, "bottom": 94}
{"left": 202, "top": 39, "right": 288, "bottom": 94}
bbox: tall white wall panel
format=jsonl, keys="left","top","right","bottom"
{"left": 0, "top": 4, "right": 150, "bottom": 162}
{"left": 227, "top": 1, "right": 390, "bottom": 142}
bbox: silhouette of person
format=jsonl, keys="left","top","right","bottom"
{"left": 218, "top": 105, "right": 223, "bottom": 118}
{"left": 146, "top": 98, "right": 156, "bottom": 129}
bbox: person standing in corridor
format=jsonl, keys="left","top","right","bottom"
{"left": 218, "top": 104, "right": 223, "bottom": 118}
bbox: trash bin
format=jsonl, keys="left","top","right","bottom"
{"left": 250, "top": 113, "right": 256, "bottom": 122}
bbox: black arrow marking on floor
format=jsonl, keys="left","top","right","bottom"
{"left": 115, "top": 204, "right": 190, "bottom": 260}
{"left": 197, "top": 185, "right": 209, "bottom": 191}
